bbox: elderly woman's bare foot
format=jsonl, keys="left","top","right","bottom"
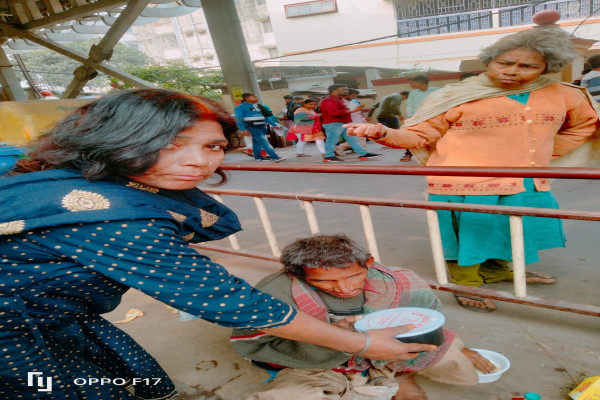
{"left": 392, "top": 373, "right": 428, "bottom": 400}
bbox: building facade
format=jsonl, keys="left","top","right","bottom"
{"left": 264, "top": 0, "right": 600, "bottom": 76}
{"left": 132, "top": 0, "right": 278, "bottom": 68}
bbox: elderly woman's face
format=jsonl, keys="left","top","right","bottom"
{"left": 486, "top": 48, "right": 546, "bottom": 89}
{"left": 128, "top": 120, "right": 228, "bottom": 190}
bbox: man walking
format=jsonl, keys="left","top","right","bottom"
{"left": 280, "top": 95, "right": 294, "bottom": 130}
{"left": 402, "top": 75, "right": 439, "bottom": 161}
{"left": 337, "top": 88, "right": 369, "bottom": 153}
{"left": 368, "top": 92, "right": 403, "bottom": 129}
{"left": 320, "top": 84, "right": 380, "bottom": 162}
{"left": 235, "top": 93, "right": 286, "bottom": 162}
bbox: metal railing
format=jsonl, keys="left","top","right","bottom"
{"left": 192, "top": 163, "right": 600, "bottom": 317}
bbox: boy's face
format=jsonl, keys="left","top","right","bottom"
{"left": 303, "top": 259, "right": 372, "bottom": 298}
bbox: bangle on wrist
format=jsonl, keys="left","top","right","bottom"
{"left": 344, "top": 331, "right": 371, "bottom": 356}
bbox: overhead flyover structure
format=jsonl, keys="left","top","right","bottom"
{"left": 0, "top": 0, "right": 222, "bottom": 100}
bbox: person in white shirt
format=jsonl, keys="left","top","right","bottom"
{"left": 402, "top": 75, "right": 440, "bottom": 162}
{"left": 338, "top": 88, "right": 368, "bottom": 153}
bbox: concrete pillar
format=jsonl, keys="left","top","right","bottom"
{"left": 365, "top": 68, "right": 381, "bottom": 89}
{"left": 201, "top": 0, "right": 262, "bottom": 105}
{"left": 0, "top": 46, "right": 27, "bottom": 101}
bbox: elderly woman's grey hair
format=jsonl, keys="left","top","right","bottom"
{"left": 279, "top": 234, "right": 371, "bottom": 278}
{"left": 479, "top": 26, "right": 577, "bottom": 73}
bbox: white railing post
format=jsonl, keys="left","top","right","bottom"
{"left": 359, "top": 205, "right": 381, "bottom": 262}
{"left": 253, "top": 197, "right": 281, "bottom": 257}
{"left": 212, "top": 194, "right": 240, "bottom": 251}
{"left": 426, "top": 209, "right": 448, "bottom": 285}
{"left": 302, "top": 201, "right": 320, "bottom": 235}
{"left": 509, "top": 215, "right": 527, "bottom": 298}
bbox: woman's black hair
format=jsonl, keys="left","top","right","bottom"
{"left": 14, "top": 89, "right": 238, "bottom": 185}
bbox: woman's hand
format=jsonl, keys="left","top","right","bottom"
{"left": 260, "top": 312, "right": 436, "bottom": 362}
{"left": 331, "top": 315, "right": 363, "bottom": 331}
{"left": 360, "top": 325, "right": 438, "bottom": 361}
{"left": 461, "top": 348, "right": 496, "bottom": 374}
{"left": 344, "top": 122, "right": 387, "bottom": 138}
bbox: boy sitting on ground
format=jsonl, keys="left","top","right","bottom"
{"left": 231, "top": 234, "right": 495, "bottom": 400}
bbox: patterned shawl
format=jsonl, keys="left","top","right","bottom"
{"left": 0, "top": 169, "right": 241, "bottom": 242}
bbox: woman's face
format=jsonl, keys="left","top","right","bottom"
{"left": 128, "top": 120, "right": 228, "bottom": 190}
{"left": 304, "top": 101, "right": 317, "bottom": 110}
{"left": 486, "top": 48, "right": 547, "bottom": 89}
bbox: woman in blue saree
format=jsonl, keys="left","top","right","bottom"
{"left": 0, "top": 89, "right": 435, "bottom": 399}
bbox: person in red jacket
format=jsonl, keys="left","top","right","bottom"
{"left": 320, "top": 84, "right": 381, "bottom": 162}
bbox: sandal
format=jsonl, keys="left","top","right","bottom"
{"left": 400, "top": 155, "right": 412, "bottom": 162}
{"left": 503, "top": 271, "right": 556, "bottom": 285}
{"left": 454, "top": 294, "right": 497, "bottom": 313}
{"left": 296, "top": 153, "right": 312, "bottom": 157}
{"left": 525, "top": 271, "right": 556, "bottom": 285}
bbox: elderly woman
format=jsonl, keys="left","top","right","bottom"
{"left": 345, "top": 24, "right": 600, "bottom": 312}
{"left": 0, "top": 90, "right": 435, "bottom": 399}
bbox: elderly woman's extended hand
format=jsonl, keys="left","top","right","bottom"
{"left": 344, "top": 122, "right": 388, "bottom": 138}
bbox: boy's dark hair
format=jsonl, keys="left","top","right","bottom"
{"left": 582, "top": 62, "right": 592, "bottom": 75}
{"left": 408, "top": 75, "right": 429, "bottom": 84}
{"left": 587, "top": 55, "right": 600, "bottom": 69}
{"left": 400, "top": 91, "right": 410, "bottom": 96}
{"left": 327, "top": 84, "right": 347, "bottom": 93}
{"left": 13, "top": 89, "right": 237, "bottom": 185}
{"left": 347, "top": 88, "right": 360, "bottom": 95}
{"left": 280, "top": 234, "right": 371, "bottom": 278}
{"left": 283, "top": 95, "right": 293, "bottom": 100}
{"left": 241, "top": 92, "right": 255, "bottom": 100}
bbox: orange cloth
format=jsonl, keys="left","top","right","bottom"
{"left": 377, "top": 84, "right": 599, "bottom": 195}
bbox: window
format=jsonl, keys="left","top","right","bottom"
{"left": 267, "top": 48, "right": 278, "bottom": 58}
{"left": 157, "top": 36, "right": 177, "bottom": 48}
{"left": 256, "top": 0, "right": 266, "bottom": 5}
{"left": 285, "top": 0, "right": 337, "bottom": 18}
{"left": 261, "top": 19, "right": 273, "bottom": 33}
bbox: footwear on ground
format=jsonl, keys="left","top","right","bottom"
{"left": 359, "top": 153, "right": 381, "bottom": 160}
{"left": 323, "top": 156, "right": 344, "bottom": 162}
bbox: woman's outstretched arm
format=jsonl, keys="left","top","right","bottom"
{"left": 260, "top": 311, "right": 437, "bottom": 362}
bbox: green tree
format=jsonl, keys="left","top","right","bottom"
{"left": 11, "top": 38, "right": 150, "bottom": 91}
{"left": 123, "top": 62, "right": 224, "bottom": 99}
